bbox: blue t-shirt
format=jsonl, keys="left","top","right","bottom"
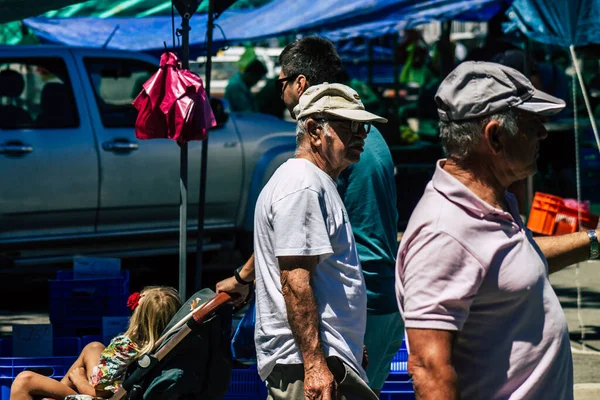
{"left": 338, "top": 127, "right": 399, "bottom": 314}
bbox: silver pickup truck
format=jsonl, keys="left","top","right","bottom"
{"left": 0, "top": 46, "right": 296, "bottom": 267}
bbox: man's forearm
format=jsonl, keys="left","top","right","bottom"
{"left": 240, "top": 253, "right": 256, "bottom": 282}
{"left": 407, "top": 328, "right": 459, "bottom": 400}
{"left": 410, "top": 363, "right": 459, "bottom": 400}
{"left": 535, "top": 228, "right": 597, "bottom": 274}
{"left": 280, "top": 268, "right": 326, "bottom": 368}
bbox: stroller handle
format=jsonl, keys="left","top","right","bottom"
{"left": 155, "top": 291, "right": 233, "bottom": 349}
{"left": 109, "top": 291, "right": 232, "bottom": 400}
{"left": 191, "top": 291, "right": 232, "bottom": 324}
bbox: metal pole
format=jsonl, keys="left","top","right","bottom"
{"left": 523, "top": 38, "right": 534, "bottom": 218}
{"left": 174, "top": 0, "right": 200, "bottom": 300}
{"left": 392, "top": 32, "right": 400, "bottom": 113}
{"left": 178, "top": 13, "right": 191, "bottom": 300}
{"left": 439, "top": 20, "right": 452, "bottom": 77}
{"left": 367, "top": 38, "right": 374, "bottom": 88}
{"left": 194, "top": 0, "right": 213, "bottom": 293}
{"left": 570, "top": 45, "right": 600, "bottom": 151}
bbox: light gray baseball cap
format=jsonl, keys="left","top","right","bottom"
{"left": 293, "top": 82, "right": 387, "bottom": 123}
{"left": 435, "top": 61, "right": 566, "bottom": 122}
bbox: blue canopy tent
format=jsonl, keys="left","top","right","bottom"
{"left": 25, "top": 15, "right": 209, "bottom": 52}
{"left": 322, "top": 0, "right": 505, "bottom": 42}
{"left": 507, "top": 0, "right": 600, "bottom": 193}
{"left": 24, "top": 0, "right": 508, "bottom": 56}
{"left": 506, "top": 0, "right": 600, "bottom": 48}
{"left": 506, "top": 0, "right": 600, "bottom": 150}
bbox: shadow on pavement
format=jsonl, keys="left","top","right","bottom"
{"left": 553, "top": 286, "right": 600, "bottom": 309}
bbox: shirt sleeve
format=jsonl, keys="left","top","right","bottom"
{"left": 271, "top": 188, "right": 333, "bottom": 258}
{"left": 401, "top": 229, "right": 486, "bottom": 331}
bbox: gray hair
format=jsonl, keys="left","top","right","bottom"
{"left": 295, "top": 115, "right": 331, "bottom": 149}
{"left": 438, "top": 109, "right": 520, "bottom": 161}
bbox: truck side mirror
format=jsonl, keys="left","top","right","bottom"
{"left": 210, "top": 98, "right": 229, "bottom": 128}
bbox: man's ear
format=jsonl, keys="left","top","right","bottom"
{"left": 306, "top": 118, "right": 322, "bottom": 146}
{"left": 295, "top": 74, "right": 309, "bottom": 97}
{"left": 483, "top": 120, "right": 503, "bottom": 154}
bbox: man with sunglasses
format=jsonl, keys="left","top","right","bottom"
{"left": 217, "top": 37, "right": 401, "bottom": 396}
{"left": 253, "top": 82, "right": 385, "bottom": 400}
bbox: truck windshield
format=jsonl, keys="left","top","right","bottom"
{"left": 84, "top": 57, "right": 155, "bottom": 128}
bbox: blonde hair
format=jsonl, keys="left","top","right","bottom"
{"left": 124, "top": 286, "right": 182, "bottom": 358}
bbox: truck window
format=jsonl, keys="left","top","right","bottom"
{"left": 0, "top": 58, "right": 79, "bottom": 129}
{"left": 83, "top": 58, "right": 154, "bottom": 128}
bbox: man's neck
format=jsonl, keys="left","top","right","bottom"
{"left": 442, "top": 158, "right": 509, "bottom": 210}
{"left": 296, "top": 151, "right": 342, "bottom": 180}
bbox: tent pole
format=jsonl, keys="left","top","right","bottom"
{"left": 174, "top": 0, "right": 200, "bottom": 300}
{"left": 392, "top": 33, "right": 400, "bottom": 114}
{"left": 439, "top": 20, "right": 452, "bottom": 77}
{"left": 178, "top": 13, "right": 191, "bottom": 300}
{"left": 523, "top": 38, "right": 533, "bottom": 218}
{"left": 194, "top": 0, "right": 214, "bottom": 293}
{"left": 569, "top": 45, "right": 600, "bottom": 151}
{"left": 367, "top": 38, "right": 374, "bottom": 88}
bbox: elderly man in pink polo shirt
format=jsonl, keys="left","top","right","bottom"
{"left": 396, "top": 61, "right": 600, "bottom": 400}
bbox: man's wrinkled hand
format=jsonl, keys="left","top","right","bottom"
{"left": 304, "top": 362, "right": 338, "bottom": 400}
{"left": 215, "top": 275, "right": 250, "bottom": 306}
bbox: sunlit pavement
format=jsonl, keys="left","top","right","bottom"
{"left": 550, "top": 260, "right": 600, "bottom": 398}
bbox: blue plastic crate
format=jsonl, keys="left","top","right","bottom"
{"left": 0, "top": 337, "right": 81, "bottom": 400}
{"left": 381, "top": 372, "right": 415, "bottom": 400}
{"left": 379, "top": 390, "right": 416, "bottom": 400}
{"left": 49, "top": 270, "right": 130, "bottom": 336}
{"left": 52, "top": 318, "right": 107, "bottom": 338}
{"left": 0, "top": 336, "right": 81, "bottom": 358}
{"left": 390, "top": 347, "right": 409, "bottom": 373}
{"left": 81, "top": 335, "right": 104, "bottom": 347}
{"left": 224, "top": 367, "right": 267, "bottom": 399}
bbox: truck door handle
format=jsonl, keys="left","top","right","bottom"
{"left": 223, "top": 141, "right": 238, "bottom": 148}
{"left": 0, "top": 142, "right": 34, "bottom": 155}
{"left": 103, "top": 140, "right": 139, "bottom": 152}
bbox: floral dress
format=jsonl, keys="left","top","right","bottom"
{"left": 65, "top": 335, "right": 139, "bottom": 400}
{"left": 90, "top": 334, "right": 139, "bottom": 392}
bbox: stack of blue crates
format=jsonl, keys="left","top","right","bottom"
{"left": 49, "top": 270, "right": 130, "bottom": 337}
{"left": 380, "top": 341, "right": 415, "bottom": 399}
{"left": 224, "top": 366, "right": 268, "bottom": 399}
{"left": 1, "top": 338, "right": 413, "bottom": 399}
{"left": 0, "top": 337, "right": 81, "bottom": 400}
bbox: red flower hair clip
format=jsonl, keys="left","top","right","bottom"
{"left": 127, "top": 292, "right": 141, "bottom": 311}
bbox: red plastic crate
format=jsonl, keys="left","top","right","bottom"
{"left": 527, "top": 192, "right": 599, "bottom": 236}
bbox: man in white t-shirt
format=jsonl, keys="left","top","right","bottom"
{"left": 253, "top": 83, "right": 386, "bottom": 400}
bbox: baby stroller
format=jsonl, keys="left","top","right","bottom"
{"left": 108, "top": 289, "right": 233, "bottom": 400}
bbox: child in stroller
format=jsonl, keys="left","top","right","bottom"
{"left": 10, "top": 286, "right": 182, "bottom": 400}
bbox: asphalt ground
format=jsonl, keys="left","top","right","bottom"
{"left": 549, "top": 260, "right": 600, "bottom": 398}
{"left": 1, "top": 253, "right": 599, "bottom": 398}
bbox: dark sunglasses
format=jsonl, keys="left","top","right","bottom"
{"left": 276, "top": 74, "right": 300, "bottom": 93}
{"left": 326, "top": 118, "right": 372, "bottom": 134}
